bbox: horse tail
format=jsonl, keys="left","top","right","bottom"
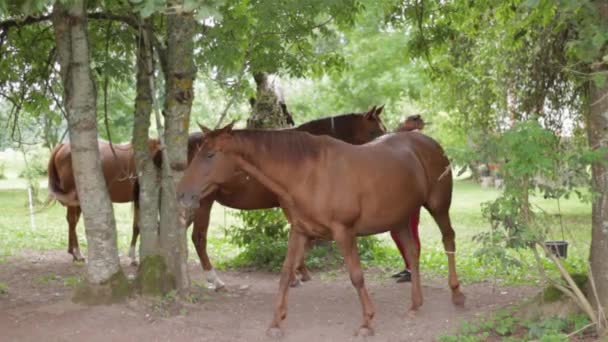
{"left": 47, "top": 144, "right": 78, "bottom": 206}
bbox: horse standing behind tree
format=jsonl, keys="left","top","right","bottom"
{"left": 176, "top": 123, "right": 465, "bottom": 338}
{"left": 47, "top": 140, "right": 159, "bottom": 264}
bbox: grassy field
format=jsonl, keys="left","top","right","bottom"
{"left": 0, "top": 170, "right": 592, "bottom": 285}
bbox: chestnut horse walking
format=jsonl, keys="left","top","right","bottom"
{"left": 177, "top": 124, "right": 465, "bottom": 337}
{"left": 169, "top": 107, "right": 386, "bottom": 289}
{"left": 47, "top": 141, "right": 154, "bottom": 264}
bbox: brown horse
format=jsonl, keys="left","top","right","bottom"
{"left": 176, "top": 123, "right": 465, "bottom": 337}
{"left": 47, "top": 140, "right": 158, "bottom": 264}
{"left": 162, "top": 106, "right": 387, "bottom": 289}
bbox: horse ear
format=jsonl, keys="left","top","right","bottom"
{"left": 219, "top": 121, "right": 235, "bottom": 135}
{"left": 198, "top": 123, "right": 212, "bottom": 134}
{"left": 365, "top": 106, "right": 377, "bottom": 120}
{"left": 375, "top": 105, "right": 385, "bottom": 117}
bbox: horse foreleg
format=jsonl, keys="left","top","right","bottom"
{"left": 334, "top": 227, "right": 375, "bottom": 337}
{"left": 192, "top": 198, "right": 225, "bottom": 290}
{"left": 394, "top": 221, "right": 423, "bottom": 314}
{"left": 267, "top": 228, "right": 308, "bottom": 338}
{"left": 129, "top": 203, "right": 140, "bottom": 266}
{"left": 431, "top": 211, "right": 465, "bottom": 307}
{"left": 67, "top": 206, "right": 84, "bottom": 262}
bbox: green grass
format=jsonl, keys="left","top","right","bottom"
{"left": 0, "top": 172, "right": 592, "bottom": 285}
{"left": 0, "top": 181, "right": 241, "bottom": 264}
{"left": 363, "top": 180, "right": 591, "bottom": 284}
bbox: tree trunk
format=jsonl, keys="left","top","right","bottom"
{"left": 132, "top": 19, "right": 160, "bottom": 259}
{"left": 587, "top": 80, "right": 608, "bottom": 330}
{"left": 158, "top": 10, "right": 196, "bottom": 294}
{"left": 586, "top": 2, "right": 608, "bottom": 332}
{"left": 52, "top": 0, "right": 128, "bottom": 303}
{"left": 247, "top": 72, "right": 293, "bottom": 129}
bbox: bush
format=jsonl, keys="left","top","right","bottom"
{"left": 0, "top": 161, "right": 6, "bottom": 179}
{"left": 226, "top": 208, "right": 384, "bottom": 271}
{"left": 19, "top": 158, "right": 46, "bottom": 178}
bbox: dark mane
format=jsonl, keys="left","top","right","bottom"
{"left": 187, "top": 132, "right": 205, "bottom": 162}
{"left": 295, "top": 113, "right": 362, "bottom": 141}
{"left": 229, "top": 129, "right": 321, "bottom": 163}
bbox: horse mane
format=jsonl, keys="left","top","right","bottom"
{"left": 295, "top": 113, "right": 361, "bottom": 139}
{"left": 229, "top": 130, "right": 321, "bottom": 163}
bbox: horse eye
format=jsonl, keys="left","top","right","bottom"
{"left": 207, "top": 152, "right": 215, "bottom": 159}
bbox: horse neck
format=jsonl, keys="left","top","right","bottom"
{"left": 295, "top": 115, "right": 354, "bottom": 141}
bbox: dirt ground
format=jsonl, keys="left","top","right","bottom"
{"left": 0, "top": 250, "right": 538, "bottom": 342}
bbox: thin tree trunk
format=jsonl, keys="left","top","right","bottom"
{"left": 132, "top": 18, "right": 160, "bottom": 259}
{"left": 248, "top": 72, "right": 292, "bottom": 129}
{"left": 587, "top": 2, "right": 608, "bottom": 333}
{"left": 51, "top": 0, "right": 127, "bottom": 301}
{"left": 587, "top": 61, "right": 608, "bottom": 328}
{"left": 158, "top": 9, "right": 196, "bottom": 294}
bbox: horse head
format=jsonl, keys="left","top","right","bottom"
{"left": 351, "top": 105, "right": 387, "bottom": 144}
{"left": 398, "top": 114, "right": 426, "bottom": 132}
{"left": 176, "top": 122, "right": 237, "bottom": 208}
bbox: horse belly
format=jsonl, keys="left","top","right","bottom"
{"left": 354, "top": 167, "right": 425, "bottom": 235}
{"left": 215, "top": 176, "right": 280, "bottom": 210}
{"left": 106, "top": 179, "right": 135, "bottom": 203}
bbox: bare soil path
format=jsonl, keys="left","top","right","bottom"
{"left": 0, "top": 250, "right": 537, "bottom": 341}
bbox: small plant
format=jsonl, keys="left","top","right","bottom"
{"left": 36, "top": 273, "right": 59, "bottom": 284}
{"left": 0, "top": 282, "right": 8, "bottom": 295}
{"left": 63, "top": 276, "right": 81, "bottom": 288}
{"left": 440, "top": 309, "right": 592, "bottom": 341}
{"left": 0, "top": 161, "right": 6, "bottom": 179}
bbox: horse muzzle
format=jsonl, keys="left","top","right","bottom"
{"left": 176, "top": 191, "right": 200, "bottom": 209}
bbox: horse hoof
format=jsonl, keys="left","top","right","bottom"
{"left": 355, "top": 327, "right": 374, "bottom": 337}
{"left": 290, "top": 279, "right": 301, "bottom": 288}
{"left": 407, "top": 309, "right": 417, "bottom": 319}
{"left": 266, "top": 327, "right": 283, "bottom": 339}
{"left": 73, "top": 257, "right": 85, "bottom": 263}
{"left": 300, "top": 274, "right": 312, "bottom": 282}
{"left": 452, "top": 292, "right": 466, "bottom": 307}
{"left": 214, "top": 284, "right": 227, "bottom": 292}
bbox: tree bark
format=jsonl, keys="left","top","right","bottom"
{"left": 158, "top": 9, "right": 196, "bottom": 294}
{"left": 247, "top": 72, "right": 293, "bottom": 129}
{"left": 51, "top": 0, "right": 127, "bottom": 300}
{"left": 586, "top": 2, "right": 608, "bottom": 331}
{"left": 587, "top": 67, "right": 608, "bottom": 320}
{"left": 132, "top": 18, "right": 160, "bottom": 259}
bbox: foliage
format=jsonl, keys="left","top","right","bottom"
{"left": 226, "top": 208, "right": 289, "bottom": 270}
{"left": 226, "top": 207, "right": 388, "bottom": 271}
{"left": 438, "top": 309, "right": 591, "bottom": 342}
{"left": 476, "top": 119, "right": 602, "bottom": 252}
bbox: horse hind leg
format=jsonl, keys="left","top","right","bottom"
{"left": 67, "top": 206, "right": 84, "bottom": 262}
{"left": 426, "top": 208, "right": 465, "bottom": 307}
{"left": 393, "top": 221, "right": 423, "bottom": 314}
{"left": 290, "top": 237, "right": 314, "bottom": 287}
